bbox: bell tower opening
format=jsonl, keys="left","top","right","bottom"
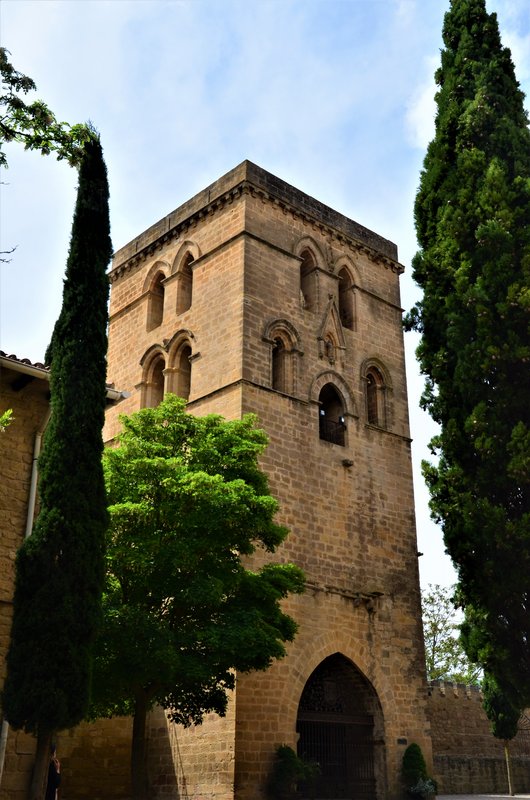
{"left": 318, "top": 384, "right": 345, "bottom": 446}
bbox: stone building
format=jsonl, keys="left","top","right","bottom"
{"left": 0, "top": 353, "right": 130, "bottom": 800}
{"left": 103, "top": 160, "right": 432, "bottom": 800}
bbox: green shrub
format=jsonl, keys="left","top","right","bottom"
{"left": 402, "top": 743, "right": 427, "bottom": 784}
{"left": 266, "top": 745, "right": 319, "bottom": 799}
{"left": 402, "top": 743, "right": 437, "bottom": 799}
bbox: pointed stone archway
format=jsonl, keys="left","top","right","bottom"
{"left": 296, "top": 654, "right": 386, "bottom": 799}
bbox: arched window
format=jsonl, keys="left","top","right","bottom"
{"left": 319, "top": 383, "right": 345, "bottom": 446}
{"left": 146, "top": 355, "right": 166, "bottom": 408}
{"left": 300, "top": 249, "right": 317, "bottom": 311}
{"left": 176, "top": 252, "right": 194, "bottom": 314}
{"left": 175, "top": 343, "right": 192, "bottom": 401}
{"left": 338, "top": 267, "right": 354, "bottom": 330}
{"left": 366, "top": 368, "right": 384, "bottom": 427}
{"left": 272, "top": 338, "right": 288, "bottom": 392}
{"left": 146, "top": 272, "right": 165, "bottom": 331}
{"left": 264, "top": 319, "right": 301, "bottom": 396}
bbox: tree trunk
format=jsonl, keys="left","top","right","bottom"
{"left": 131, "top": 692, "right": 149, "bottom": 800}
{"left": 504, "top": 740, "right": 514, "bottom": 796}
{"left": 30, "top": 730, "right": 52, "bottom": 800}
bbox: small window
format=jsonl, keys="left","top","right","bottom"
{"left": 272, "top": 338, "right": 287, "bottom": 392}
{"left": 319, "top": 384, "right": 345, "bottom": 446}
{"left": 366, "top": 368, "right": 384, "bottom": 426}
{"left": 146, "top": 272, "right": 165, "bottom": 331}
{"left": 338, "top": 268, "right": 354, "bottom": 330}
{"left": 149, "top": 356, "right": 165, "bottom": 407}
{"left": 176, "top": 344, "right": 192, "bottom": 401}
{"left": 300, "top": 249, "right": 317, "bottom": 311}
{"left": 176, "top": 253, "right": 194, "bottom": 314}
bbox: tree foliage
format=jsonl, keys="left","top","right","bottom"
{"left": 406, "top": 0, "right": 530, "bottom": 710}
{"left": 422, "top": 584, "right": 481, "bottom": 684}
{"left": 482, "top": 673, "right": 520, "bottom": 741}
{"left": 91, "top": 394, "right": 305, "bottom": 800}
{"left": 2, "top": 134, "right": 112, "bottom": 798}
{"left": 0, "top": 47, "right": 91, "bottom": 167}
{"left": 0, "top": 408, "right": 13, "bottom": 431}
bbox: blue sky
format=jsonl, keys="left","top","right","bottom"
{"left": 1, "top": 0, "right": 529, "bottom": 588}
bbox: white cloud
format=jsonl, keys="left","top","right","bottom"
{"left": 405, "top": 59, "right": 438, "bottom": 150}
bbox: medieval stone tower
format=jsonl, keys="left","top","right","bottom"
{"left": 104, "top": 161, "right": 431, "bottom": 800}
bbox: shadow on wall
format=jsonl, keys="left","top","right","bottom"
{"left": 146, "top": 706, "right": 184, "bottom": 799}
{"left": 59, "top": 717, "right": 133, "bottom": 800}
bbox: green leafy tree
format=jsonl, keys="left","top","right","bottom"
{"left": 422, "top": 584, "right": 481, "bottom": 684}
{"left": 2, "top": 134, "right": 112, "bottom": 800}
{"left": 406, "top": 0, "right": 530, "bottom": 712}
{"left": 0, "top": 47, "right": 90, "bottom": 167}
{"left": 91, "top": 394, "right": 305, "bottom": 800}
{"left": 0, "top": 409, "right": 13, "bottom": 431}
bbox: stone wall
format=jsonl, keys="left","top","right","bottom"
{"left": 1, "top": 719, "right": 132, "bottom": 800}
{"left": 0, "top": 359, "right": 49, "bottom": 800}
{"left": 0, "top": 361, "right": 50, "bottom": 697}
{"left": 427, "top": 680, "right": 530, "bottom": 794}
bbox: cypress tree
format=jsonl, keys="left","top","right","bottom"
{"left": 407, "top": 0, "right": 530, "bottom": 709}
{"left": 2, "top": 134, "right": 112, "bottom": 798}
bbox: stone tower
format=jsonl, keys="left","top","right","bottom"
{"left": 104, "top": 161, "right": 431, "bottom": 800}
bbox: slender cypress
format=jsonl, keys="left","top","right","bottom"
{"left": 407, "top": 0, "right": 530, "bottom": 707}
{"left": 2, "top": 135, "right": 112, "bottom": 795}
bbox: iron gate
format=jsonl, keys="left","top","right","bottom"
{"left": 298, "top": 714, "right": 375, "bottom": 799}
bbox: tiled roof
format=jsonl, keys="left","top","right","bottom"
{"left": 0, "top": 351, "right": 127, "bottom": 402}
{"left": 0, "top": 351, "right": 49, "bottom": 376}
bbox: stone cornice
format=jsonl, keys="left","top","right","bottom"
{"left": 109, "top": 161, "right": 404, "bottom": 283}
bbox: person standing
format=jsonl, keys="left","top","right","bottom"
{"left": 45, "top": 744, "right": 61, "bottom": 800}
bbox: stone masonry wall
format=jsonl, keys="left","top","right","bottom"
{"left": 0, "top": 365, "right": 49, "bottom": 800}
{"left": 0, "top": 369, "right": 49, "bottom": 690}
{"left": 427, "top": 681, "right": 530, "bottom": 794}
{"left": 232, "top": 185, "right": 429, "bottom": 798}
{"left": 0, "top": 361, "right": 133, "bottom": 800}
{"left": 0, "top": 719, "right": 132, "bottom": 800}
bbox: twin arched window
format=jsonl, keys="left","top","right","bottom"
{"left": 141, "top": 338, "right": 193, "bottom": 408}
{"left": 145, "top": 250, "right": 196, "bottom": 332}
{"left": 299, "top": 245, "right": 356, "bottom": 332}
